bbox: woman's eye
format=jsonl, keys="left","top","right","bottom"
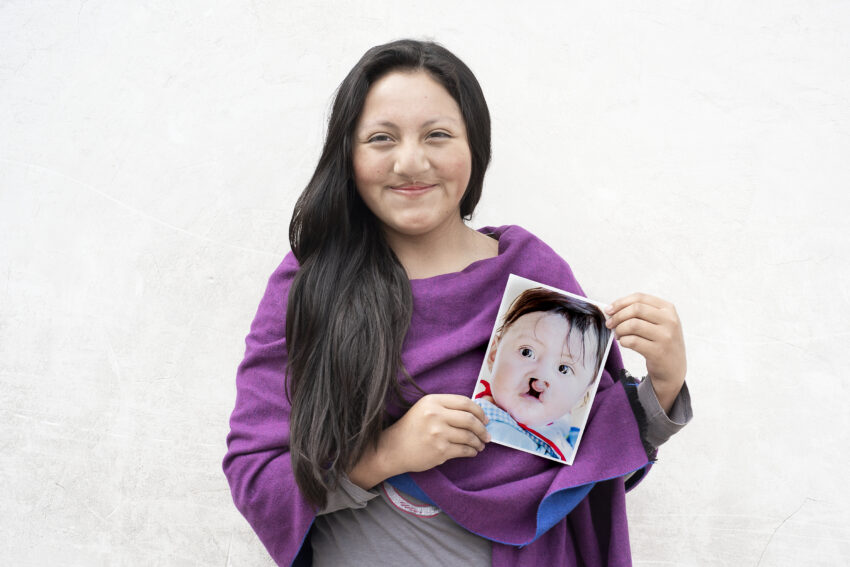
{"left": 520, "top": 347, "right": 534, "bottom": 358}
{"left": 558, "top": 365, "right": 572, "bottom": 375}
{"left": 427, "top": 131, "right": 451, "bottom": 139}
{"left": 367, "top": 134, "right": 392, "bottom": 143}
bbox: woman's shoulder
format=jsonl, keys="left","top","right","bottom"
{"left": 480, "top": 224, "right": 537, "bottom": 243}
{"left": 482, "top": 224, "right": 563, "bottom": 257}
{"left": 481, "top": 224, "right": 580, "bottom": 291}
{"left": 247, "top": 252, "right": 300, "bottom": 336}
{"left": 265, "top": 251, "right": 300, "bottom": 289}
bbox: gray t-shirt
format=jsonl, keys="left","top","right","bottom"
{"left": 310, "top": 379, "right": 692, "bottom": 566}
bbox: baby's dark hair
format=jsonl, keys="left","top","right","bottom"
{"left": 499, "top": 287, "right": 611, "bottom": 381}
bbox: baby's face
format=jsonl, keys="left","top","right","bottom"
{"left": 488, "top": 311, "right": 598, "bottom": 428}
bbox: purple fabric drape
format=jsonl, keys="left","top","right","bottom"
{"left": 223, "top": 225, "right": 649, "bottom": 566}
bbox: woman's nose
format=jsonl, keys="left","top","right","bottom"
{"left": 393, "top": 141, "right": 430, "bottom": 177}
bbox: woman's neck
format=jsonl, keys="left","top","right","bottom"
{"left": 383, "top": 218, "right": 499, "bottom": 280}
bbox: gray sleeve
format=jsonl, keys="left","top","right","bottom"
{"left": 317, "top": 474, "right": 380, "bottom": 516}
{"left": 637, "top": 378, "right": 693, "bottom": 449}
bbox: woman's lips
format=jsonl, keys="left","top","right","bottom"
{"left": 389, "top": 184, "right": 436, "bottom": 194}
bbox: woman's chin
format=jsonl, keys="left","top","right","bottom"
{"left": 379, "top": 210, "right": 464, "bottom": 239}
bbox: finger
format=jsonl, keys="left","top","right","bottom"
{"left": 606, "top": 292, "right": 671, "bottom": 315}
{"left": 605, "top": 301, "right": 666, "bottom": 330}
{"left": 445, "top": 408, "right": 491, "bottom": 444}
{"left": 445, "top": 442, "right": 480, "bottom": 461}
{"left": 434, "top": 394, "right": 489, "bottom": 425}
{"left": 612, "top": 318, "right": 667, "bottom": 343}
{"left": 616, "top": 334, "right": 656, "bottom": 357}
{"left": 445, "top": 426, "right": 487, "bottom": 451}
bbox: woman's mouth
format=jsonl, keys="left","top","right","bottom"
{"left": 390, "top": 183, "right": 436, "bottom": 194}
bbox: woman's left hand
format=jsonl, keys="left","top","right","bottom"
{"left": 605, "top": 293, "right": 687, "bottom": 413}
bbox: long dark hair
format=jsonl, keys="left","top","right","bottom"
{"left": 286, "top": 39, "right": 491, "bottom": 508}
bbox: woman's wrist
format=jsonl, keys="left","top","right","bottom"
{"left": 649, "top": 373, "right": 685, "bottom": 415}
{"left": 347, "top": 436, "right": 398, "bottom": 490}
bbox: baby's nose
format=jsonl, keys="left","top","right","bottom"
{"left": 530, "top": 378, "right": 548, "bottom": 392}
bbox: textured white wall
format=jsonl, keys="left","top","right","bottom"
{"left": 2, "top": 1, "right": 848, "bottom": 565}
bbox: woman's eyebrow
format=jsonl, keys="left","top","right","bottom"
{"left": 359, "top": 116, "right": 460, "bottom": 130}
{"left": 421, "top": 116, "right": 460, "bottom": 127}
{"left": 359, "top": 120, "right": 398, "bottom": 130}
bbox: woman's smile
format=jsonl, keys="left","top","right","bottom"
{"left": 389, "top": 183, "right": 437, "bottom": 194}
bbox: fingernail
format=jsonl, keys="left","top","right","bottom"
{"left": 486, "top": 433, "right": 492, "bottom": 443}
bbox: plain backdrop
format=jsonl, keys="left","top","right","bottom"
{"left": 2, "top": 2, "right": 848, "bottom": 565}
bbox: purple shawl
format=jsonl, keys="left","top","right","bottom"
{"left": 223, "top": 225, "right": 650, "bottom": 566}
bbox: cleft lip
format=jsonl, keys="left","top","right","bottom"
{"left": 527, "top": 378, "right": 542, "bottom": 399}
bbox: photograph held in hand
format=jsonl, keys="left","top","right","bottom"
{"left": 472, "top": 274, "right": 614, "bottom": 464}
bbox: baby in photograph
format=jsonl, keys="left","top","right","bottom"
{"left": 474, "top": 287, "right": 611, "bottom": 461}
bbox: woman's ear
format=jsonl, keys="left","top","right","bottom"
{"left": 487, "top": 334, "right": 501, "bottom": 371}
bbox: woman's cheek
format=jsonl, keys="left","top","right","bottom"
{"left": 439, "top": 144, "right": 472, "bottom": 185}
{"left": 353, "top": 150, "right": 386, "bottom": 185}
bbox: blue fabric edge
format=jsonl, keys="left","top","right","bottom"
{"left": 387, "top": 473, "right": 436, "bottom": 504}
{"left": 291, "top": 519, "right": 315, "bottom": 567}
{"left": 387, "top": 461, "right": 649, "bottom": 547}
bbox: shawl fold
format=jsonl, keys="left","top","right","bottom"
{"left": 223, "top": 225, "right": 650, "bottom": 566}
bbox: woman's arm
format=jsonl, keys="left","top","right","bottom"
{"left": 637, "top": 377, "right": 692, "bottom": 448}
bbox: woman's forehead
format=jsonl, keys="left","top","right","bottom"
{"left": 358, "top": 70, "right": 463, "bottom": 127}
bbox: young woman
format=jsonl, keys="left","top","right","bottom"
{"left": 224, "top": 39, "right": 691, "bottom": 566}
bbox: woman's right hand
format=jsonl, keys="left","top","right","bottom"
{"left": 348, "top": 394, "right": 491, "bottom": 490}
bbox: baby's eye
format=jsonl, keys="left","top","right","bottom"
{"left": 519, "top": 347, "right": 534, "bottom": 358}
{"left": 558, "top": 364, "right": 573, "bottom": 375}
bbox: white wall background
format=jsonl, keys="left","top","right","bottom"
{"left": 2, "top": 1, "right": 848, "bottom": 565}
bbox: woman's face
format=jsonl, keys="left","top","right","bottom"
{"left": 352, "top": 70, "right": 472, "bottom": 240}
